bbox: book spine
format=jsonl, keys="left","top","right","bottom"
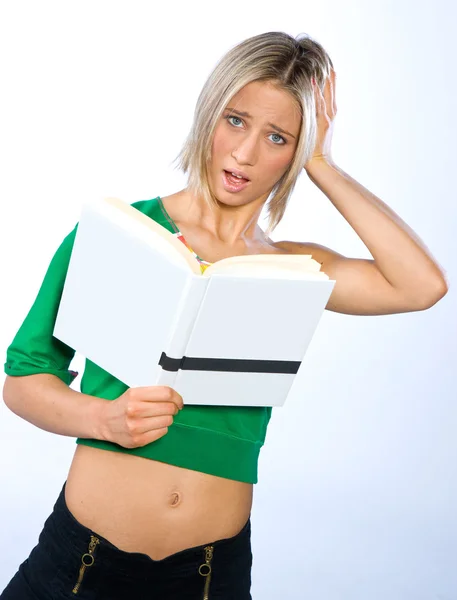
{"left": 154, "top": 274, "right": 209, "bottom": 388}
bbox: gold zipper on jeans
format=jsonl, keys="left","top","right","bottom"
{"left": 198, "top": 545, "right": 214, "bottom": 600}
{"left": 72, "top": 535, "right": 100, "bottom": 594}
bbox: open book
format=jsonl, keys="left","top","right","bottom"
{"left": 53, "top": 197, "right": 335, "bottom": 407}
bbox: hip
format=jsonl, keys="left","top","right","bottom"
{"left": 1, "top": 481, "right": 252, "bottom": 599}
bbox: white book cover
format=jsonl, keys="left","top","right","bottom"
{"left": 53, "top": 198, "right": 335, "bottom": 407}
{"left": 171, "top": 275, "right": 334, "bottom": 406}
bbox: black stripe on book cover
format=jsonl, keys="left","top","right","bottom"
{"left": 159, "top": 352, "right": 300, "bottom": 374}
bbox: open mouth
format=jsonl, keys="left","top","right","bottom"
{"left": 222, "top": 170, "right": 251, "bottom": 192}
{"left": 223, "top": 169, "right": 250, "bottom": 181}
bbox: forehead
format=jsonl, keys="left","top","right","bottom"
{"left": 225, "top": 80, "right": 301, "bottom": 130}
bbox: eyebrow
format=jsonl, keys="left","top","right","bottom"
{"left": 224, "top": 107, "right": 297, "bottom": 139}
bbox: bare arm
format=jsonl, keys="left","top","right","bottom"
{"left": 289, "top": 70, "right": 448, "bottom": 316}
{"left": 3, "top": 374, "right": 107, "bottom": 440}
{"left": 2, "top": 375, "right": 183, "bottom": 447}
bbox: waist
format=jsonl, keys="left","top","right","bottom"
{"left": 65, "top": 444, "right": 253, "bottom": 561}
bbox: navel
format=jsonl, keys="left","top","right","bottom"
{"left": 168, "top": 491, "right": 182, "bottom": 508}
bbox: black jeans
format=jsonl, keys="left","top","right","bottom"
{"left": 1, "top": 482, "right": 253, "bottom": 599}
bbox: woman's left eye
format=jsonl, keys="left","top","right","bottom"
{"left": 225, "top": 116, "right": 286, "bottom": 145}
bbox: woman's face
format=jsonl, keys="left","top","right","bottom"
{"left": 209, "top": 80, "right": 301, "bottom": 207}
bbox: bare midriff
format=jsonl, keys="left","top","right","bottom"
{"left": 64, "top": 444, "right": 254, "bottom": 561}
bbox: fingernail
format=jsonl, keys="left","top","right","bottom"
{"left": 311, "top": 77, "right": 316, "bottom": 86}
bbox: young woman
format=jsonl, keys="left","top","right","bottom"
{"left": 1, "top": 31, "right": 447, "bottom": 599}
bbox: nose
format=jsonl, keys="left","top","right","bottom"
{"left": 231, "top": 133, "right": 259, "bottom": 166}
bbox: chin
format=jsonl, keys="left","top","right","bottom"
{"left": 214, "top": 188, "right": 256, "bottom": 208}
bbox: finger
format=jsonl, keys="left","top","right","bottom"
{"left": 133, "top": 385, "right": 183, "bottom": 408}
{"left": 313, "top": 80, "right": 323, "bottom": 116}
{"left": 133, "top": 414, "right": 175, "bottom": 435}
{"left": 146, "top": 386, "right": 184, "bottom": 410}
{"left": 323, "top": 76, "right": 333, "bottom": 117}
{"left": 330, "top": 69, "right": 337, "bottom": 115}
{"left": 132, "top": 401, "right": 181, "bottom": 418}
{"left": 140, "top": 427, "right": 170, "bottom": 446}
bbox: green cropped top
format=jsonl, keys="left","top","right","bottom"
{"left": 4, "top": 197, "right": 273, "bottom": 483}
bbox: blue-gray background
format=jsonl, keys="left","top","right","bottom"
{"left": 0, "top": 1, "right": 455, "bottom": 598}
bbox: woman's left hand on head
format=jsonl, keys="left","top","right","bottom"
{"left": 304, "top": 68, "right": 337, "bottom": 171}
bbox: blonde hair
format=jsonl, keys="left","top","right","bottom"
{"left": 173, "top": 31, "right": 334, "bottom": 236}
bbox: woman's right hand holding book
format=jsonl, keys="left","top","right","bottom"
{"left": 99, "top": 386, "right": 184, "bottom": 449}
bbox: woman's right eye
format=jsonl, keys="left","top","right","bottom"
{"left": 225, "top": 115, "right": 243, "bottom": 127}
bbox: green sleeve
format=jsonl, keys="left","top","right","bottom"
{"left": 4, "top": 225, "right": 80, "bottom": 385}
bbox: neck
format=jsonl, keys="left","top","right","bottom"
{"left": 172, "top": 188, "right": 269, "bottom": 246}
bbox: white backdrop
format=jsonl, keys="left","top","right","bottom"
{"left": 0, "top": 1, "right": 455, "bottom": 599}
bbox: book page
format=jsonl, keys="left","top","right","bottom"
{"left": 204, "top": 254, "right": 330, "bottom": 280}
